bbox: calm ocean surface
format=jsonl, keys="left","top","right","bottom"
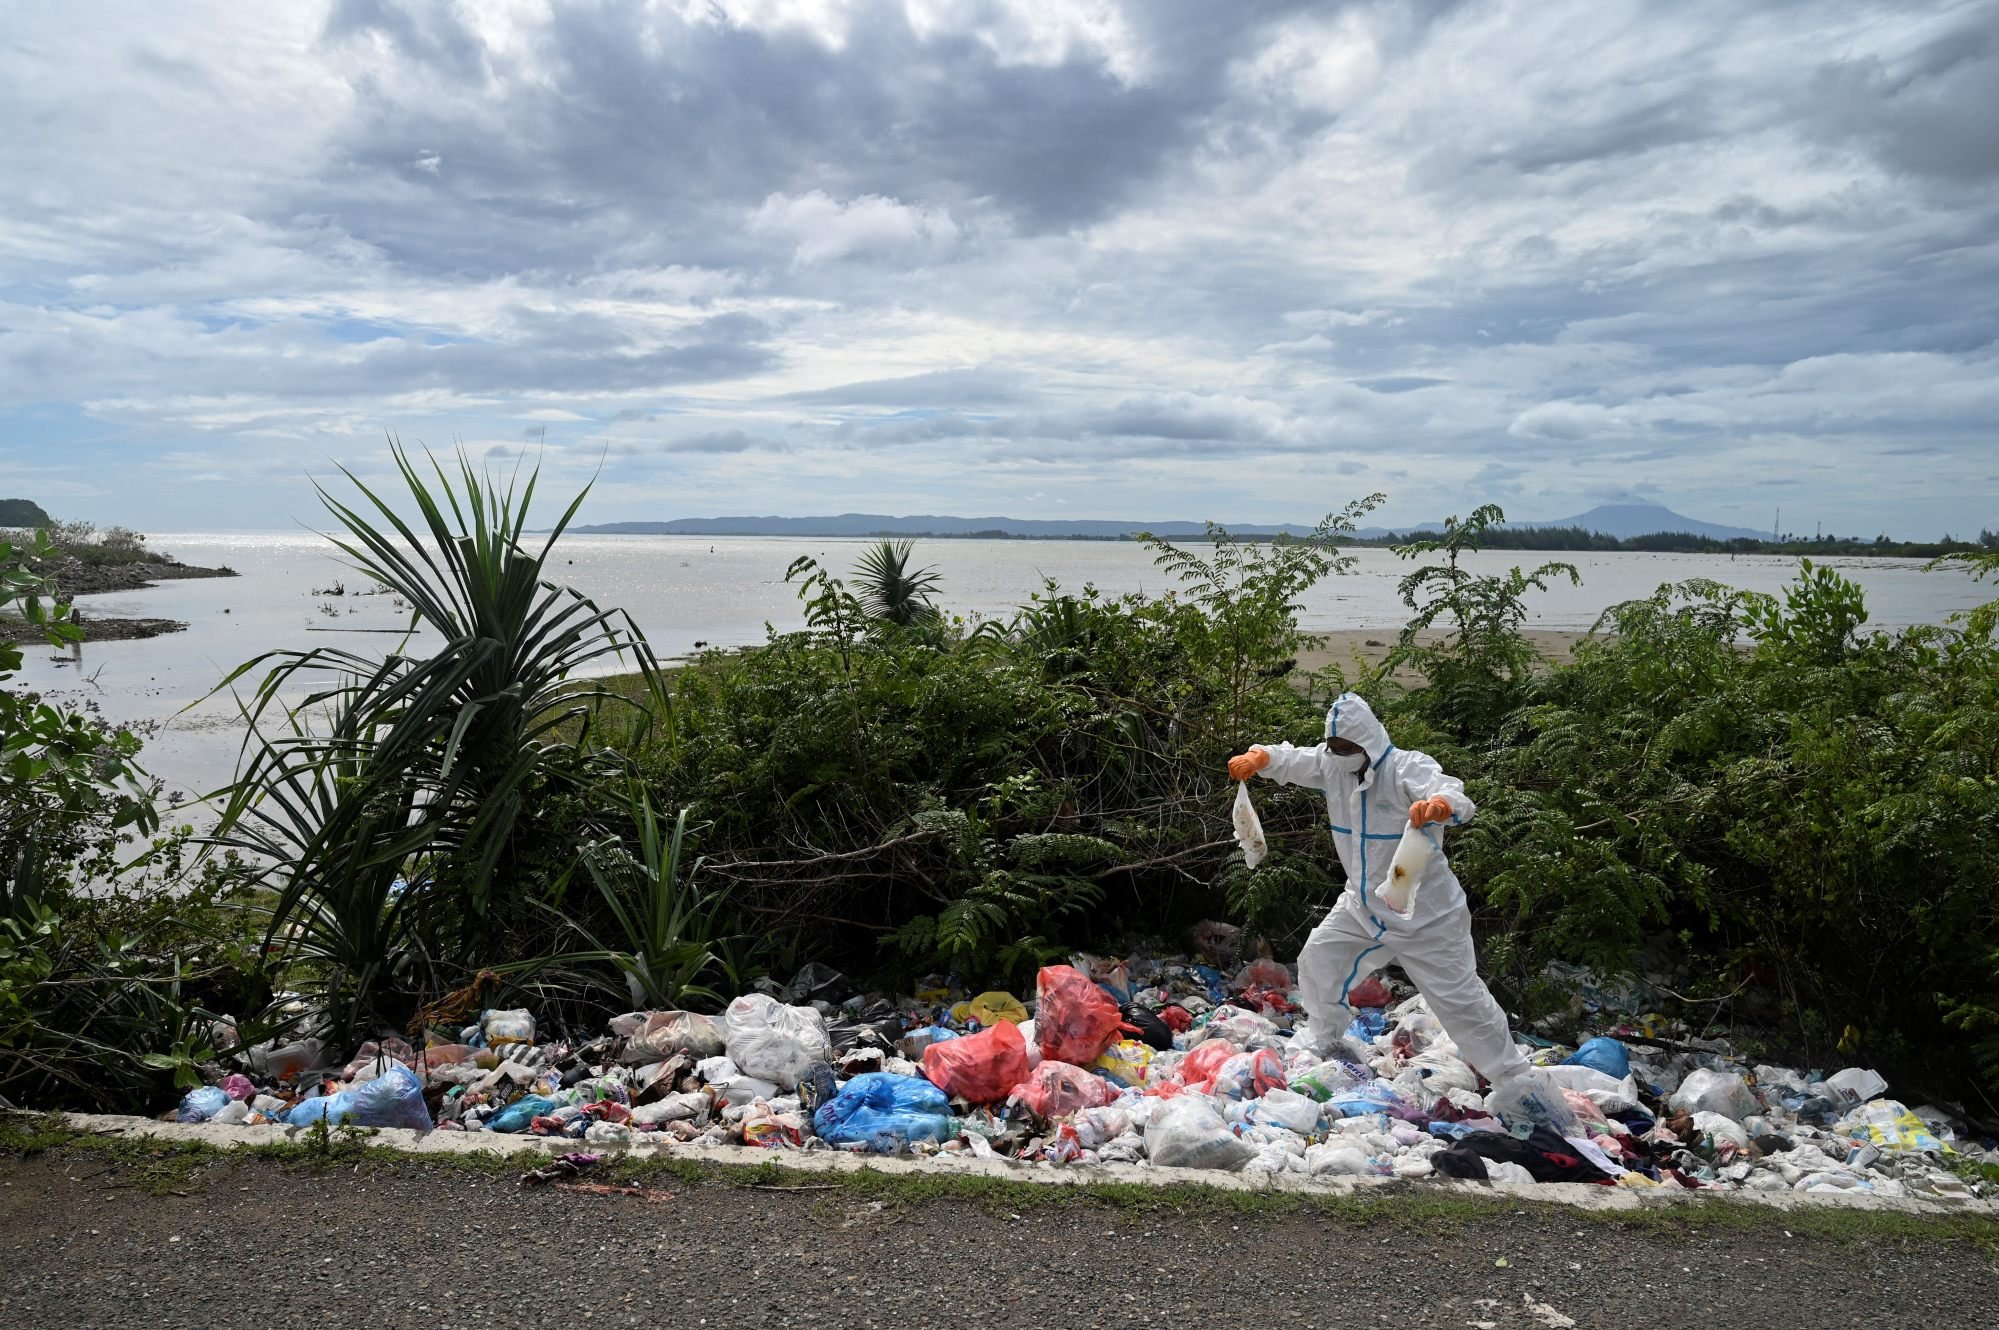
{"left": 12, "top": 532, "right": 1990, "bottom": 799}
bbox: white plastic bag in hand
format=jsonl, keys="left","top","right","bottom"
{"left": 1375, "top": 822, "right": 1439, "bottom": 918}
{"left": 1233, "top": 782, "right": 1267, "bottom": 869}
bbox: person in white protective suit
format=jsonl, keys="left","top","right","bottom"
{"left": 1229, "top": 691, "right": 1575, "bottom": 1132}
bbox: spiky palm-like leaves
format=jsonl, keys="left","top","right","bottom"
{"left": 853, "top": 539, "right": 942, "bottom": 628}
{"left": 208, "top": 442, "right": 665, "bottom": 1037}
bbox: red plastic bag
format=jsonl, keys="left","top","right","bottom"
{"left": 1348, "top": 975, "right": 1392, "bottom": 1009}
{"left": 922, "top": 1019, "right": 1028, "bottom": 1104}
{"left": 1173, "top": 1040, "right": 1238, "bottom": 1093}
{"left": 1010, "top": 1060, "right": 1117, "bottom": 1119}
{"left": 1035, "top": 965, "right": 1122, "bottom": 1066}
{"left": 1158, "top": 1005, "right": 1193, "bottom": 1033}
{"left": 1237, "top": 958, "right": 1292, "bottom": 991}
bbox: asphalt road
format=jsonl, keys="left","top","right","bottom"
{"left": 2, "top": 1152, "right": 1993, "bottom": 1330}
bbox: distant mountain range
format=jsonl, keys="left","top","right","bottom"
{"left": 571, "top": 501, "right": 1771, "bottom": 542}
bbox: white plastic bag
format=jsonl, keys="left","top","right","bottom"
{"left": 1244, "top": 1087, "right": 1322, "bottom": 1136}
{"left": 1145, "top": 1095, "right": 1254, "bottom": 1171}
{"left": 1825, "top": 1067, "right": 1887, "bottom": 1107}
{"left": 1667, "top": 1068, "right": 1760, "bottom": 1122}
{"left": 1540, "top": 1064, "right": 1642, "bottom": 1114}
{"left": 1376, "top": 823, "right": 1438, "bottom": 918}
{"left": 480, "top": 1008, "right": 535, "bottom": 1047}
{"left": 1232, "top": 782, "right": 1267, "bottom": 869}
{"left": 619, "top": 1010, "right": 726, "bottom": 1064}
{"left": 722, "top": 993, "right": 833, "bottom": 1091}
{"left": 1303, "top": 1142, "right": 1371, "bottom": 1176}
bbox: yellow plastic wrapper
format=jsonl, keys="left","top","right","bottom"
{"left": 1844, "top": 1101, "right": 1951, "bottom": 1154}
{"left": 1091, "top": 1038, "right": 1155, "bottom": 1087}
{"left": 967, "top": 991, "right": 1029, "bottom": 1026}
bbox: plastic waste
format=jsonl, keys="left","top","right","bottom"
{"left": 921, "top": 1018, "right": 1028, "bottom": 1104}
{"left": 1201, "top": 1005, "right": 1281, "bottom": 1048}
{"left": 966, "top": 991, "right": 1029, "bottom": 1026}
{"left": 1067, "top": 1105, "right": 1133, "bottom": 1150}
{"left": 1692, "top": 1111, "right": 1751, "bottom": 1151}
{"left": 1206, "top": 1048, "right": 1288, "bottom": 1100}
{"left": 619, "top": 1010, "right": 725, "bottom": 1063}
{"left": 710, "top": 1071, "right": 783, "bottom": 1108}
{"left": 722, "top": 993, "right": 833, "bottom": 1091}
{"left": 1011, "top": 1060, "right": 1118, "bottom": 1119}
{"left": 1346, "top": 975, "right": 1392, "bottom": 1009}
{"left": 630, "top": 1092, "right": 711, "bottom": 1126}
{"left": 1174, "top": 1039, "right": 1240, "bottom": 1093}
{"left": 743, "top": 1102, "right": 808, "bottom": 1148}
{"left": 1290, "top": 1058, "right": 1372, "bottom": 1103}
{"left": 220, "top": 1073, "right": 256, "bottom": 1101}
{"left": 1146, "top": 1095, "right": 1253, "bottom": 1171}
{"left": 1232, "top": 781, "right": 1267, "bottom": 869}
{"left": 1119, "top": 1003, "right": 1175, "bottom": 1051}
{"left": 481, "top": 1009, "right": 535, "bottom": 1047}
{"left": 1667, "top": 1068, "right": 1759, "bottom": 1122}
{"left": 1825, "top": 1067, "right": 1888, "bottom": 1107}
{"left": 1840, "top": 1100, "right": 1948, "bottom": 1153}
{"left": 1540, "top": 1064, "right": 1642, "bottom": 1114}
{"left": 286, "top": 1063, "right": 433, "bottom": 1132}
{"left": 1303, "top": 1142, "right": 1371, "bottom": 1176}
{"left": 1563, "top": 1036, "right": 1630, "bottom": 1080}
{"left": 812, "top": 1073, "right": 956, "bottom": 1152}
{"left": 1090, "top": 1038, "right": 1156, "bottom": 1088}
{"left": 176, "top": 1086, "right": 230, "bottom": 1123}
{"left": 1243, "top": 1087, "right": 1322, "bottom": 1135}
{"left": 1375, "top": 821, "right": 1438, "bottom": 918}
{"left": 1034, "top": 965, "right": 1122, "bottom": 1066}
{"left": 246, "top": 1037, "right": 324, "bottom": 1079}
{"left": 1485, "top": 1071, "right": 1581, "bottom": 1136}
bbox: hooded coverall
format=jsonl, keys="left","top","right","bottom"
{"left": 1249, "top": 692, "right": 1534, "bottom": 1088}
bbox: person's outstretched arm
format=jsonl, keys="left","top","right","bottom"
{"left": 1238, "top": 742, "right": 1343, "bottom": 793}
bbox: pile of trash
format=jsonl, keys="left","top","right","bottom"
{"left": 170, "top": 950, "right": 1994, "bottom": 1199}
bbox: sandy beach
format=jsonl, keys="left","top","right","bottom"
{"left": 1296, "top": 627, "right": 1588, "bottom": 679}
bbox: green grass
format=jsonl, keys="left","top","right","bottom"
{"left": 5, "top": 1112, "right": 1992, "bottom": 1249}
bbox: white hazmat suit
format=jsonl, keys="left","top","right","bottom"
{"left": 1249, "top": 692, "right": 1568, "bottom": 1126}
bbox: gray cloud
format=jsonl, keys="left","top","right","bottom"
{"left": 1, "top": 0, "right": 1995, "bottom": 539}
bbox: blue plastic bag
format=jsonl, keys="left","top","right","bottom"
{"left": 1564, "top": 1037, "right": 1630, "bottom": 1080}
{"left": 483, "top": 1094, "right": 558, "bottom": 1134}
{"left": 177, "top": 1085, "right": 230, "bottom": 1123}
{"left": 811, "top": 1073, "right": 955, "bottom": 1152}
{"left": 1345, "top": 1009, "right": 1387, "bottom": 1041}
{"left": 286, "top": 1064, "right": 433, "bottom": 1132}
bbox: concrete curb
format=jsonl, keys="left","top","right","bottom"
{"left": 50, "top": 1112, "right": 1996, "bottom": 1219}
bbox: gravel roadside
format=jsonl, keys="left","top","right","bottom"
{"left": 2, "top": 1152, "right": 1993, "bottom": 1330}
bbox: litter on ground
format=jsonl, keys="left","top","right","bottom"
{"left": 172, "top": 948, "right": 1994, "bottom": 1200}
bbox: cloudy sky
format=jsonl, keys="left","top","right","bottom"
{"left": 4, "top": 0, "right": 1996, "bottom": 537}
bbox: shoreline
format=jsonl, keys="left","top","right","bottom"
{"left": 1298, "top": 627, "right": 1586, "bottom": 676}
{"left": 2, "top": 553, "right": 241, "bottom": 644}
{"left": 51, "top": 555, "right": 238, "bottom": 598}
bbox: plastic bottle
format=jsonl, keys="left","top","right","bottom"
{"left": 1376, "top": 822, "right": 1438, "bottom": 917}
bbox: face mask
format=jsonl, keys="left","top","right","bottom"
{"left": 1332, "top": 749, "right": 1368, "bottom": 773}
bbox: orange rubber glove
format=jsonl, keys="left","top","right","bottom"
{"left": 1409, "top": 797, "right": 1453, "bottom": 827}
{"left": 1228, "top": 748, "right": 1270, "bottom": 782}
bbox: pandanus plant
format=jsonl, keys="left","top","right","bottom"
{"left": 208, "top": 442, "right": 665, "bottom": 1037}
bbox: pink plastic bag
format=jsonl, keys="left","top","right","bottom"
{"left": 923, "top": 1019, "right": 1028, "bottom": 1104}
{"left": 1010, "top": 1060, "right": 1117, "bottom": 1119}
{"left": 1035, "top": 965, "right": 1122, "bottom": 1066}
